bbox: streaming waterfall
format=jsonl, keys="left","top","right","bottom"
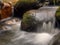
{"left": 35, "top": 6, "right": 59, "bottom": 34}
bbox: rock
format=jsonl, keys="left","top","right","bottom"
{"left": 21, "top": 10, "right": 38, "bottom": 32}
{"left": 55, "top": 6, "right": 60, "bottom": 28}
{"left": 0, "top": 2, "right": 12, "bottom": 21}
{"left": 51, "top": 32, "right": 60, "bottom": 45}
{"left": 14, "top": 0, "right": 40, "bottom": 18}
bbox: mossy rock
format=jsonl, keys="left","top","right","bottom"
{"left": 55, "top": 6, "right": 60, "bottom": 20}
{"left": 55, "top": 6, "right": 60, "bottom": 28}
{"left": 3, "top": 0, "right": 19, "bottom": 5}
{"left": 21, "top": 10, "right": 37, "bottom": 32}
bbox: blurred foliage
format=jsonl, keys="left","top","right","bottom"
{"left": 55, "top": 6, "right": 60, "bottom": 28}
{"left": 20, "top": 0, "right": 37, "bottom": 3}
{"left": 15, "top": 0, "right": 38, "bottom": 4}
{"left": 55, "top": 6, "right": 60, "bottom": 19}
{"left": 2, "top": 0, "right": 19, "bottom": 5}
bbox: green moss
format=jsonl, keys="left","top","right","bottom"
{"left": 22, "top": 12, "right": 34, "bottom": 26}
{"left": 21, "top": 11, "right": 37, "bottom": 30}
{"left": 55, "top": 6, "right": 60, "bottom": 19}
{"left": 56, "top": 11, "right": 60, "bottom": 17}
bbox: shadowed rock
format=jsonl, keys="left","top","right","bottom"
{"left": 14, "top": 0, "right": 41, "bottom": 19}
{"left": 51, "top": 32, "right": 60, "bottom": 45}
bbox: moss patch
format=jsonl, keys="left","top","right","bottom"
{"left": 21, "top": 11, "right": 37, "bottom": 32}
{"left": 55, "top": 6, "right": 60, "bottom": 19}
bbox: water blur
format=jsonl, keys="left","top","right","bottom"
{"left": 0, "top": 6, "right": 60, "bottom": 45}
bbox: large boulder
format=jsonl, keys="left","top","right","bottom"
{"left": 55, "top": 7, "right": 60, "bottom": 20}
{"left": 21, "top": 10, "right": 38, "bottom": 32}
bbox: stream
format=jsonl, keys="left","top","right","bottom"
{"left": 0, "top": 6, "right": 60, "bottom": 45}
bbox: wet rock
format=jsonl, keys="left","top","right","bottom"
{"left": 51, "top": 32, "right": 60, "bottom": 45}
{"left": 55, "top": 6, "right": 60, "bottom": 28}
{"left": 21, "top": 10, "right": 38, "bottom": 32}
{"left": 0, "top": 2, "right": 12, "bottom": 21}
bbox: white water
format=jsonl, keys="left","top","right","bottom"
{"left": 0, "top": 19, "right": 53, "bottom": 45}
{"left": 33, "top": 6, "right": 59, "bottom": 34}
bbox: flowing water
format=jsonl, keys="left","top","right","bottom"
{"left": 0, "top": 6, "right": 60, "bottom": 45}
{"left": 35, "top": 6, "right": 59, "bottom": 34}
